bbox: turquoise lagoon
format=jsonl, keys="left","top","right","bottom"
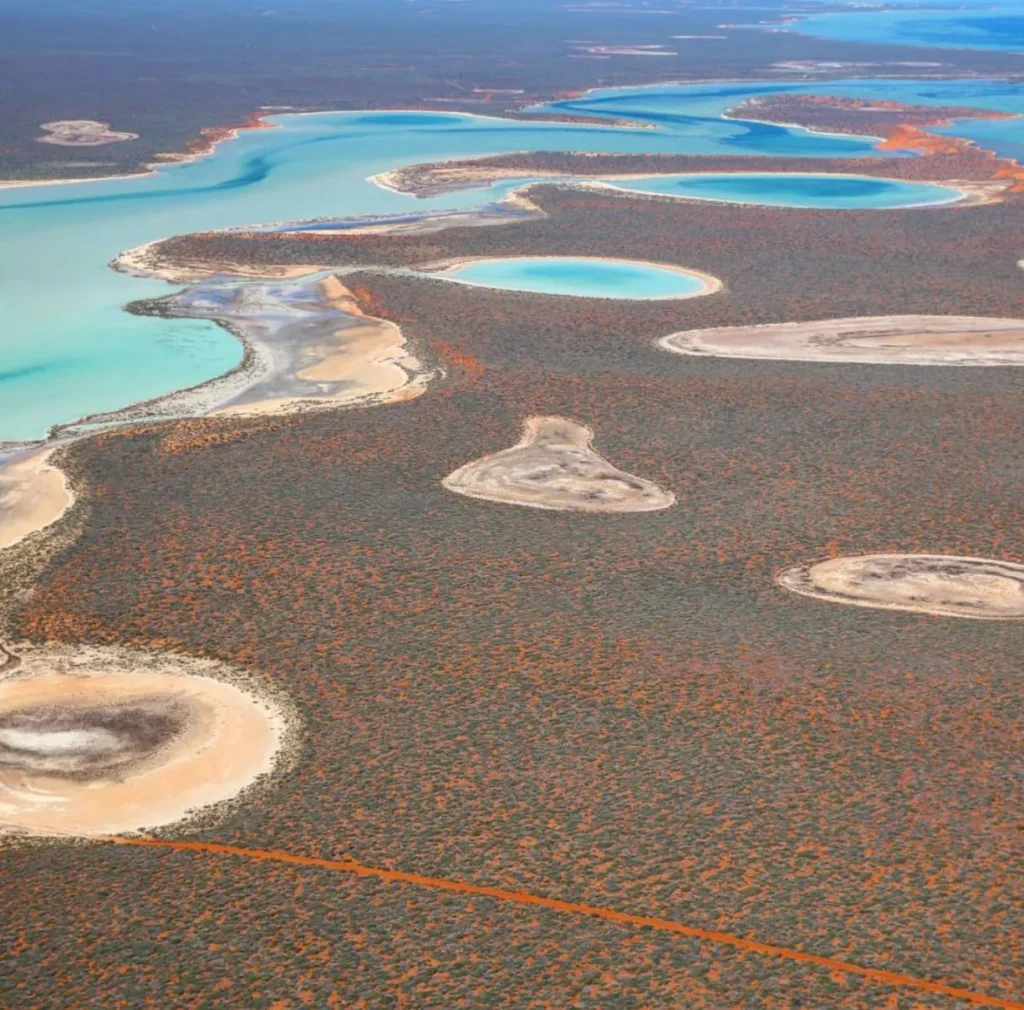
{"left": 4, "top": 78, "right": 1024, "bottom": 444}
{"left": 603, "top": 173, "right": 960, "bottom": 209}
{"left": 433, "top": 258, "right": 712, "bottom": 300}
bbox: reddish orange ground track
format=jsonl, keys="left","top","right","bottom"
{"left": 103, "top": 836, "right": 1022, "bottom": 1009}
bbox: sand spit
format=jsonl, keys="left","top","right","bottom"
{"left": 443, "top": 416, "right": 675, "bottom": 512}
{"left": 47, "top": 275, "right": 437, "bottom": 441}
{"left": 36, "top": 120, "right": 138, "bottom": 147}
{"left": 112, "top": 192, "right": 547, "bottom": 283}
{"left": 0, "top": 645, "right": 293, "bottom": 838}
{"left": 778, "top": 554, "right": 1024, "bottom": 620}
{"left": 111, "top": 238, "right": 331, "bottom": 285}
{"left": 0, "top": 447, "right": 72, "bottom": 551}
{"left": 0, "top": 276, "right": 436, "bottom": 550}
{"left": 659, "top": 315, "right": 1024, "bottom": 366}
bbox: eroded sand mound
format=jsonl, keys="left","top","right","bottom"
{"left": 0, "top": 646, "right": 292, "bottom": 837}
{"left": 37, "top": 120, "right": 138, "bottom": 147}
{"left": 778, "top": 554, "right": 1024, "bottom": 619}
{"left": 659, "top": 316, "right": 1024, "bottom": 366}
{"left": 443, "top": 416, "right": 674, "bottom": 512}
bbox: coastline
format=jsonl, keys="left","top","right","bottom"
{"left": 0, "top": 276, "right": 438, "bottom": 551}
{"left": 370, "top": 160, "right": 1008, "bottom": 209}
{"left": 0, "top": 446, "right": 73, "bottom": 551}
{"left": 0, "top": 76, "right": 1015, "bottom": 548}
{"left": 0, "top": 113, "right": 278, "bottom": 192}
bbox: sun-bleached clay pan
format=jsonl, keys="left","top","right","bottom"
{"left": 443, "top": 416, "right": 675, "bottom": 513}
{"left": 659, "top": 316, "right": 1024, "bottom": 366}
{"left": 778, "top": 554, "right": 1024, "bottom": 619}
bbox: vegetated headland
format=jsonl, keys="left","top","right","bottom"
{"left": 370, "top": 95, "right": 1023, "bottom": 202}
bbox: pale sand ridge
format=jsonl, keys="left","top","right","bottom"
{"left": 778, "top": 554, "right": 1024, "bottom": 620}
{"left": 443, "top": 416, "right": 675, "bottom": 512}
{"left": 659, "top": 315, "right": 1024, "bottom": 366}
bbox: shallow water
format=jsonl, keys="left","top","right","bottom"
{"left": 603, "top": 173, "right": 960, "bottom": 209}
{"left": 785, "top": 6, "right": 1024, "bottom": 54}
{"left": 3, "top": 78, "right": 1024, "bottom": 444}
{"left": 434, "top": 257, "right": 712, "bottom": 299}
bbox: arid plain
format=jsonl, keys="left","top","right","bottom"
{"left": 1, "top": 13, "right": 1024, "bottom": 1005}
{"left": 4, "top": 165, "right": 1023, "bottom": 1006}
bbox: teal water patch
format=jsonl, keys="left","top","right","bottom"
{"left": 604, "top": 173, "right": 962, "bottom": 209}
{"left": 784, "top": 6, "right": 1024, "bottom": 54}
{"left": 3, "top": 78, "right": 1024, "bottom": 443}
{"left": 432, "top": 258, "right": 713, "bottom": 299}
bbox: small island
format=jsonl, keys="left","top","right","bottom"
{"left": 36, "top": 120, "right": 138, "bottom": 147}
{"left": 443, "top": 416, "right": 675, "bottom": 512}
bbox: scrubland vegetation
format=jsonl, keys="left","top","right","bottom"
{"left": 4, "top": 183, "right": 1022, "bottom": 1006}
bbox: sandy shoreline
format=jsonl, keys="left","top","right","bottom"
{"left": 0, "top": 276, "right": 437, "bottom": 552}
{"left": 111, "top": 237, "right": 334, "bottom": 284}
{"left": 0, "top": 447, "right": 73, "bottom": 552}
{"left": 376, "top": 159, "right": 1002, "bottom": 209}
{"left": 0, "top": 115, "right": 277, "bottom": 192}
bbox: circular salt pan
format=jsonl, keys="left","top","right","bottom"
{"left": 0, "top": 646, "right": 290, "bottom": 838}
{"left": 778, "top": 554, "right": 1024, "bottom": 620}
{"left": 659, "top": 316, "right": 1024, "bottom": 366}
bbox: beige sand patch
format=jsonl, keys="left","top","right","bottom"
{"left": 443, "top": 416, "right": 675, "bottom": 513}
{"left": 659, "top": 315, "right": 1024, "bottom": 366}
{"left": 0, "top": 646, "right": 292, "bottom": 838}
{"left": 778, "top": 554, "right": 1024, "bottom": 619}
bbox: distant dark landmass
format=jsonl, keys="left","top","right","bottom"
{"left": 3, "top": 0, "right": 1024, "bottom": 181}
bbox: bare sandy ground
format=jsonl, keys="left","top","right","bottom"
{"left": 0, "top": 645, "right": 292, "bottom": 838}
{"left": 443, "top": 416, "right": 675, "bottom": 512}
{"left": 0, "top": 448, "right": 72, "bottom": 551}
{"left": 36, "top": 120, "right": 138, "bottom": 147}
{"left": 421, "top": 255, "right": 723, "bottom": 300}
{"left": 0, "top": 277, "right": 435, "bottom": 552}
{"left": 659, "top": 315, "right": 1024, "bottom": 366}
{"left": 178, "top": 276, "right": 436, "bottom": 420}
{"left": 778, "top": 554, "right": 1024, "bottom": 620}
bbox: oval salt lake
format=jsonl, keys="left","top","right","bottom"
{"left": 428, "top": 257, "right": 720, "bottom": 299}
{"left": 603, "top": 173, "right": 963, "bottom": 209}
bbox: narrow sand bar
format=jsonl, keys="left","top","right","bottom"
{"left": 778, "top": 554, "right": 1024, "bottom": 620}
{"left": 443, "top": 416, "right": 675, "bottom": 512}
{"left": 0, "top": 645, "right": 291, "bottom": 837}
{"left": 659, "top": 315, "right": 1024, "bottom": 366}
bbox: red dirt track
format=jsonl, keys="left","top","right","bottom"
{"left": 104, "top": 836, "right": 1024, "bottom": 1010}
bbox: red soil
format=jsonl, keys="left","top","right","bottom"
{"left": 103, "top": 835, "right": 1024, "bottom": 1010}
